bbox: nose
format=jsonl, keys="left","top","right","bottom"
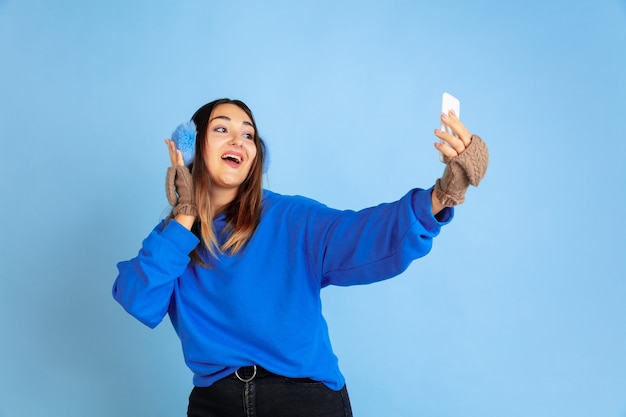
{"left": 230, "top": 133, "right": 244, "bottom": 147}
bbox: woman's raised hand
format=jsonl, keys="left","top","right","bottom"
{"left": 431, "top": 111, "right": 489, "bottom": 209}
{"left": 164, "top": 139, "right": 197, "bottom": 224}
{"left": 165, "top": 139, "right": 185, "bottom": 167}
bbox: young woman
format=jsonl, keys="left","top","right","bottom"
{"left": 113, "top": 98, "right": 488, "bottom": 417}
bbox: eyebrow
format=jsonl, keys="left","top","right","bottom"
{"left": 209, "top": 115, "right": 254, "bottom": 128}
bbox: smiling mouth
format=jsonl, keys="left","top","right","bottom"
{"left": 221, "top": 153, "right": 242, "bottom": 165}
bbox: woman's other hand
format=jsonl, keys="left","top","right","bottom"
{"left": 431, "top": 111, "right": 489, "bottom": 214}
{"left": 165, "top": 139, "right": 197, "bottom": 229}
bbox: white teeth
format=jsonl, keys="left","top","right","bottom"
{"left": 222, "top": 154, "right": 241, "bottom": 163}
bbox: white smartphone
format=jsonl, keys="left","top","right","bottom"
{"left": 439, "top": 92, "right": 460, "bottom": 161}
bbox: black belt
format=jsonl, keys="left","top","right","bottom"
{"left": 232, "top": 365, "right": 315, "bottom": 384}
{"left": 233, "top": 365, "right": 274, "bottom": 382}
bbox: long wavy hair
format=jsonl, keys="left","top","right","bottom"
{"left": 183, "top": 98, "right": 266, "bottom": 264}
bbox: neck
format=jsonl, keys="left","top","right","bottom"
{"left": 210, "top": 188, "right": 238, "bottom": 217}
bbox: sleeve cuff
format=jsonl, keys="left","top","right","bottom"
{"left": 411, "top": 187, "right": 454, "bottom": 230}
{"left": 159, "top": 218, "right": 200, "bottom": 255}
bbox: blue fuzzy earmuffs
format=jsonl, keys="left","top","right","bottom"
{"left": 171, "top": 121, "right": 197, "bottom": 166}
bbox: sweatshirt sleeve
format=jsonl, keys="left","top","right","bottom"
{"left": 314, "top": 187, "right": 453, "bottom": 287}
{"left": 112, "top": 219, "right": 200, "bottom": 328}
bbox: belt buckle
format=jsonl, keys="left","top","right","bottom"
{"left": 235, "top": 365, "right": 257, "bottom": 383}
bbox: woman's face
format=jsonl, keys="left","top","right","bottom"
{"left": 203, "top": 103, "right": 258, "bottom": 196}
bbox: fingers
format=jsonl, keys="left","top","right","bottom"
{"left": 434, "top": 110, "right": 472, "bottom": 158}
{"left": 164, "top": 139, "right": 185, "bottom": 167}
{"left": 434, "top": 138, "right": 460, "bottom": 160}
{"left": 441, "top": 110, "right": 472, "bottom": 146}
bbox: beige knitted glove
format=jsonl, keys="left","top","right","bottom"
{"left": 434, "top": 135, "right": 489, "bottom": 207}
{"left": 165, "top": 166, "right": 197, "bottom": 217}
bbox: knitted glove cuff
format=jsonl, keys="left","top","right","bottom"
{"left": 434, "top": 179, "right": 465, "bottom": 207}
{"left": 434, "top": 177, "right": 466, "bottom": 207}
{"left": 172, "top": 203, "right": 198, "bottom": 217}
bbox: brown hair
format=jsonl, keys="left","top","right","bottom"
{"left": 185, "top": 98, "right": 266, "bottom": 264}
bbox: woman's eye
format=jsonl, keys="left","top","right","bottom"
{"left": 215, "top": 127, "right": 226, "bottom": 133}
{"left": 243, "top": 133, "right": 254, "bottom": 140}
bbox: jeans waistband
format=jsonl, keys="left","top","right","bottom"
{"left": 232, "top": 365, "right": 275, "bottom": 382}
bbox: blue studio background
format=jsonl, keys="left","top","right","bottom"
{"left": 1, "top": 1, "right": 625, "bottom": 416}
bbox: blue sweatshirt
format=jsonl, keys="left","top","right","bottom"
{"left": 113, "top": 188, "right": 453, "bottom": 390}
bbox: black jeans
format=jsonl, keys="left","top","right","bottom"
{"left": 187, "top": 366, "right": 353, "bottom": 417}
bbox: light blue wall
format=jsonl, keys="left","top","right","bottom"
{"left": 1, "top": 1, "right": 625, "bottom": 416}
